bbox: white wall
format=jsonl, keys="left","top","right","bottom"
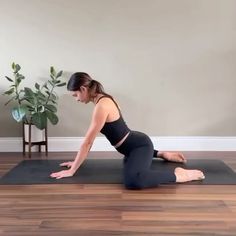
{"left": 0, "top": 0, "right": 236, "bottom": 137}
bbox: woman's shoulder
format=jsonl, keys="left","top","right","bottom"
{"left": 96, "top": 95, "right": 113, "bottom": 104}
{"left": 96, "top": 95, "right": 120, "bottom": 110}
{"left": 96, "top": 96, "right": 114, "bottom": 107}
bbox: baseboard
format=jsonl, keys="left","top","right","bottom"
{"left": 0, "top": 136, "right": 236, "bottom": 152}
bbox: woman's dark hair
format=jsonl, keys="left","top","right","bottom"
{"left": 67, "top": 72, "right": 112, "bottom": 99}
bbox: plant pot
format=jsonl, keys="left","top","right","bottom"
{"left": 24, "top": 123, "right": 45, "bottom": 142}
{"left": 22, "top": 122, "right": 48, "bottom": 158}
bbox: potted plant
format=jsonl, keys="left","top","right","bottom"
{"left": 3, "top": 62, "right": 66, "bottom": 153}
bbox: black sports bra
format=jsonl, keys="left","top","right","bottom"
{"left": 96, "top": 95, "right": 130, "bottom": 146}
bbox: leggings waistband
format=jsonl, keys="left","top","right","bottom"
{"left": 115, "top": 131, "right": 153, "bottom": 156}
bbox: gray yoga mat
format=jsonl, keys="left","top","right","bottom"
{"left": 0, "top": 159, "right": 236, "bottom": 185}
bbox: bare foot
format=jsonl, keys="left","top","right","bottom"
{"left": 174, "top": 167, "right": 205, "bottom": 183}
{"left": 160, "top": 152, "right": 187, "bottom": 163}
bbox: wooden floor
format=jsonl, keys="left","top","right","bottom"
{"left": 0, "top": 151, "right": 236, "bottom": 236}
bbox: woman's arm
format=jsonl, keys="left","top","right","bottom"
{"left": 50, "top": 102, "right": 109, "bottom": 179}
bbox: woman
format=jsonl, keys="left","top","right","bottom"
{"left": 50, "top": 72, "right": 205, "bottom": 189}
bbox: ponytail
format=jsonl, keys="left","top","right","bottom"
{"left": 89, "top": 79, "right": 105, "bottom": 96}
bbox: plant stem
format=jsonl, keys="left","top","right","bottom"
{"left": 14, "top": 72, "right": 21, "bottom": 105}
{"left": 45, "top": 83, "right": 55, "bottom": 105}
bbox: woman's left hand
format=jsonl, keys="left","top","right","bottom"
{"left": 50, "top": 169, "right": 74, "bottom": 179}
{"left": 161, "top": 152, "right": 187, "bottom": 163}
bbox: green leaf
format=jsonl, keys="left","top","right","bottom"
{"left": 5, "top": 76, "right": 13, "bottom": 82}
{"left": 3, "top": 88, "right": 15, "bottom": 95}
{"left": 11, "top": 105, "right": 28, "bottom": 122}
{"left": 50, "top": 66, "right": 56, "bottom": 77}
{"left": 37, "top": 105, "right": 45, "bottom": 112}
{"left": 51, "top": 93, "right": 57, "bottom": 100}
{"left": 56, "top": 70, "right": 63, "bottom": 78}
{"left": 23, "top": 97, "right": 35, "bottom": 105}
{"left": 15, "top": 64, "right": 21, "bottom": 73}
{"left": 48, "top": 80, "right": 54, "bottom": 86}
{"left": 45, "top": 104, "right": 57, "bottom": 112}
{"left": 24, "top": 87, "right": 35, "bottom": 98}
{"left": 16, "top": 78, "right": 21, "bottom": 86}
{"left": 50, "top": 75, "right": 55, "bottom": 81}
{"left": 35, "top": 83, "right": 40, "bottom": 90}
{"left": 37, "top": 91, "right": 47, "bottom": 99}
{"left": 31, "top": 112, "right": 47, "bottom": 130}
{"left": 45, "top": 110, "right": 58, "bottom": 125}
{"left": 12, "top": 62, "right": 15, "bottom": 70}
{"left": 26, "top": 105, "right": 34, "bottom": 112}
{"left": 17, "top": 74, "right": 25, "bottom": 80}
{"left": 43, "top": 83, "right": 48, "bottom": 89}
{"left": 51, "top": 100, "right": 57, "bottom": 104}
{"left": 57, "top": 82, "right": 66, "bottom": 87}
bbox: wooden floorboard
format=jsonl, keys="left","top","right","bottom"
{"left": 0, "top": 151, "right": 236, "bottom": 235}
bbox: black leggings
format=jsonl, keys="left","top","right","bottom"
{"left": 116, "top": 131, "right": 176, "bottom": 189}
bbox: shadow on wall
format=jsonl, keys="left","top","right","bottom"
{"left": 113, "top": 91, "right": 152, "bottom": 132}
{"left": 0, "top": 97, "right": 22, "bottom": 137}
{"left": 48, "top": 93, "right": 94, "bottom": 137}
{"left": 196, "top": 113, "right": 236, "bottom": 136}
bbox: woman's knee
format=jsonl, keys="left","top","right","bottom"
{"left": 124, "top": 171, "right": 146, "bottom": 190}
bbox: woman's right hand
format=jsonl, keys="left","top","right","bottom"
{"left": 60, "top": 161, "right": 74, "bottom": 168}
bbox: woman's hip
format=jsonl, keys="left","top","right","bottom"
{"left": 115, "top": 130, "right": 153, "bottom": 156}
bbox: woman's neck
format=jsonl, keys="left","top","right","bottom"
{"left": 92, "top": 93, "right": 103, "bottom": 104}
